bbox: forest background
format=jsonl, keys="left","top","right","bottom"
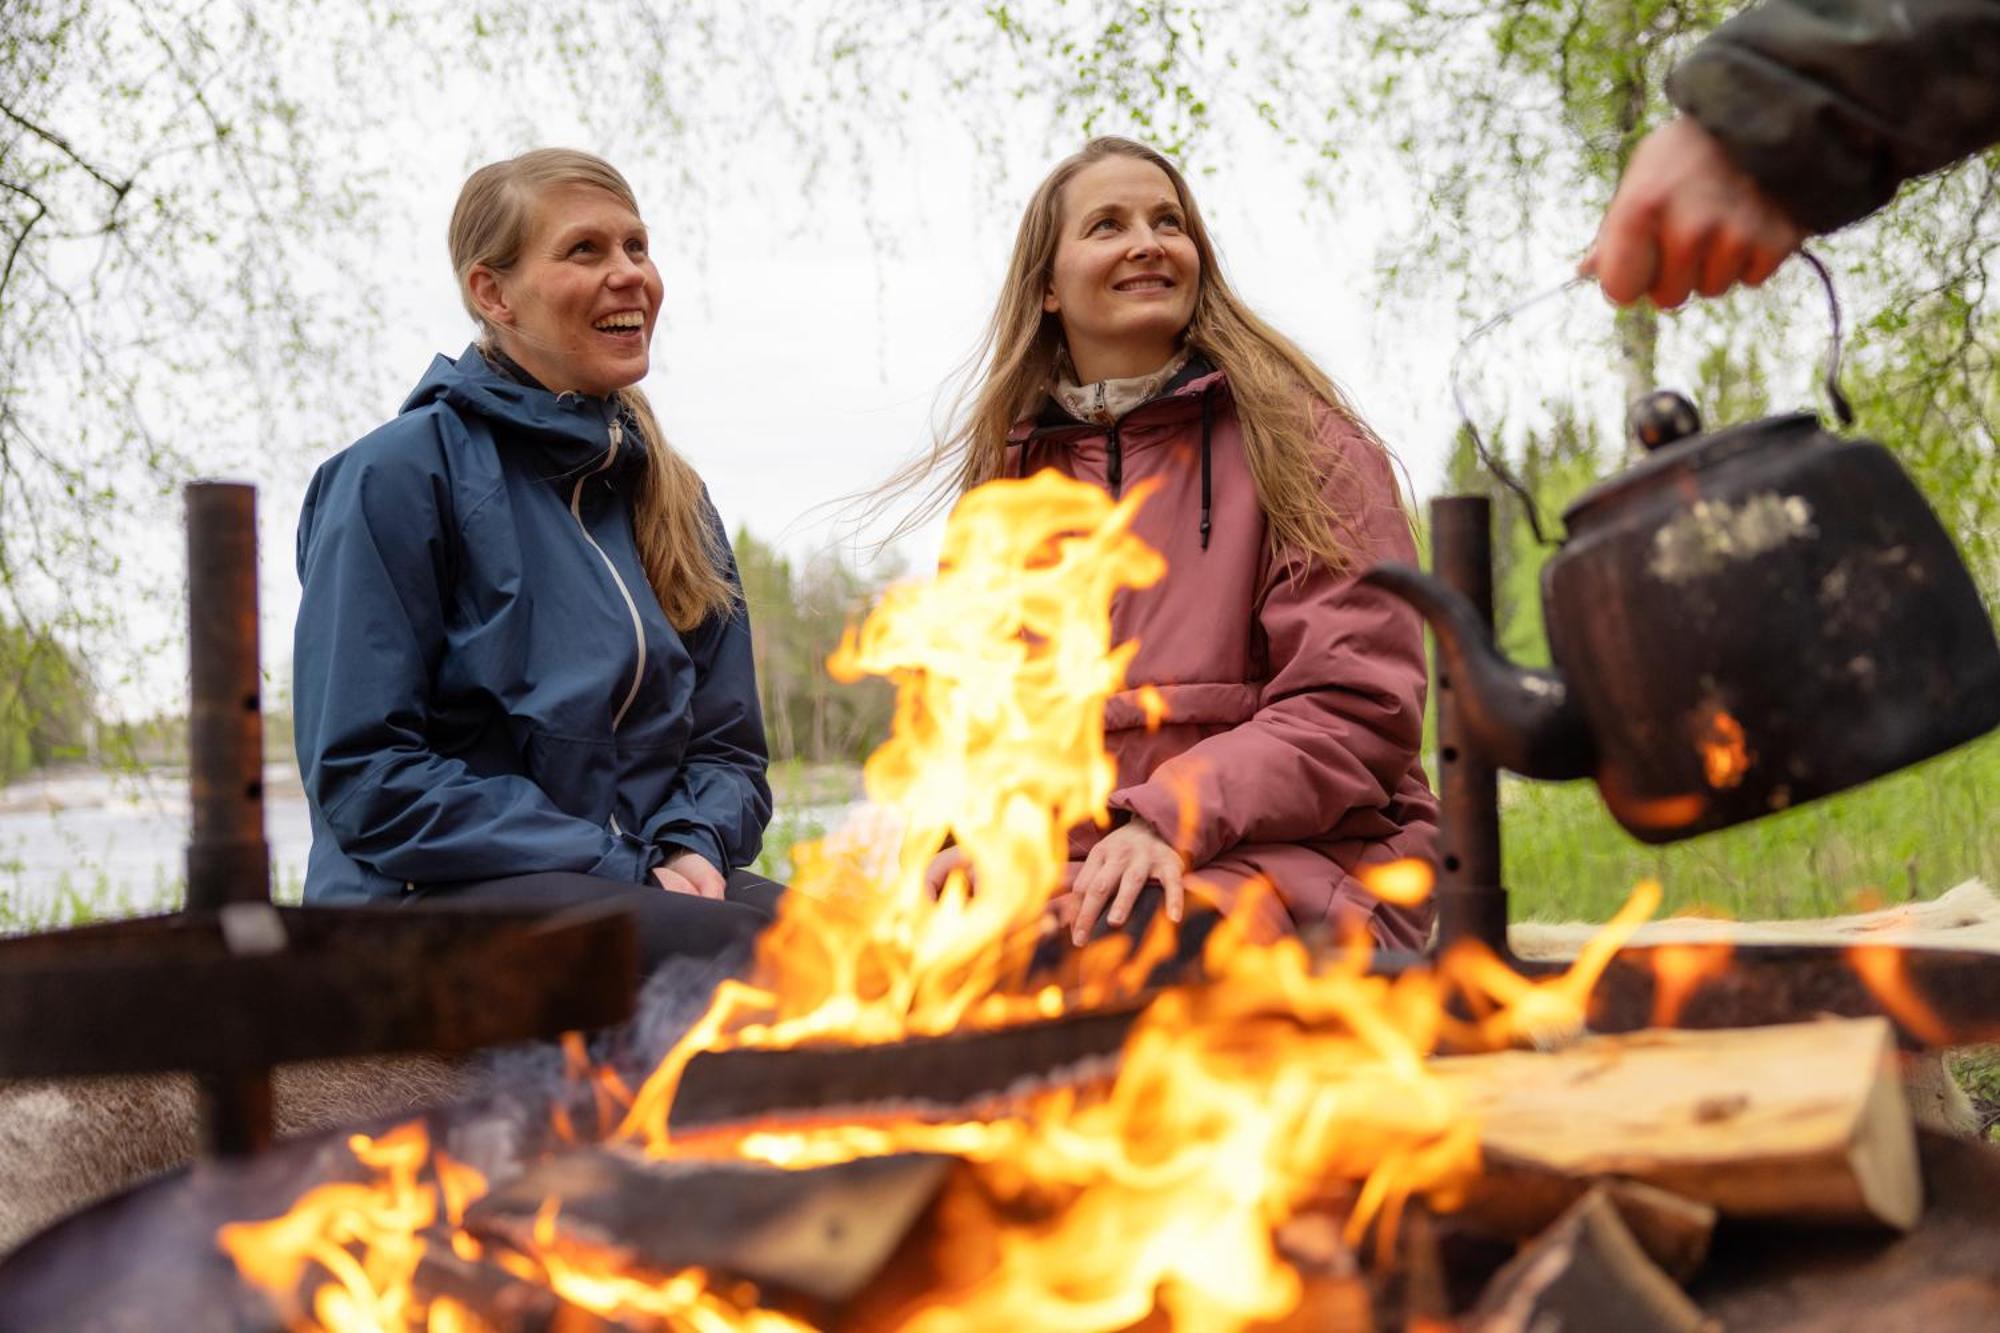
{"left": 2, "top": 0, "right": 1995, "bottom": 930}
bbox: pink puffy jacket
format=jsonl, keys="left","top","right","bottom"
{"left": 1009, "top": 362, "right": 1439, "bottom": 950}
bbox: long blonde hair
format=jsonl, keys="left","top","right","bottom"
{"left": 448, "top": 148, "right": 734, "bottom": 631}
{"left": 886, "top": 137, "right": 1385, "bottom": 571}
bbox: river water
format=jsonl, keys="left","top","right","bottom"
{"left": 0, "top": 766, "right": 315, "bottom": 928}
{"left": 0, "top": 766, "right": 855, "bottom": 932}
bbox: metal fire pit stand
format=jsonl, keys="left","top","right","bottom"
{"left": 1424, "top": 496, "right": 1510, "bottom": 960}
{"left": 0, "top": 483, "right": 638, "bottom": 1156}
{"left": 185, "top": 482, "right": 279, "bottom": 1152}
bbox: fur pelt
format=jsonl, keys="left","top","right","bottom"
{"left": 0, "top": 1055, "right": 469, "bottom": 1258}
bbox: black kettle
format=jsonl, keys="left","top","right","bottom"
{"left": 1366, "top": 268, "right": 2000, "bottom": 843}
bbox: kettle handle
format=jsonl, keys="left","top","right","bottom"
{"left": 1798, "top": 250, "right": 1855, "bottom": 428}
{"left": 1449, "top": 248, "right": 1854, "bottom": 546}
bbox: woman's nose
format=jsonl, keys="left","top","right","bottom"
{"left": 607, "top": 254, "right": 646, "bottom": 287}
{"left": 1127, "top": 228, "right": 1164, "bottom": 258}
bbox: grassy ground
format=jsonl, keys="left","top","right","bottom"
{"left": 1502, "top": 731, "right": 1998, "bottom": 923}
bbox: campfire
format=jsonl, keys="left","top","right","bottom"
{"left": 5, "top": 474, "right": 1998, "bottom": 1331}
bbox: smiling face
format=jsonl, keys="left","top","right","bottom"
{"left": 469, "top": 182, "right": 663, "bottom": 398}
{"left": 1043, "top": 155, "right": 1201, "bottom": 383}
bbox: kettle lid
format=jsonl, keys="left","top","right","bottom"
{"left": 1560, "top": 403, "right": 1823, "bottom": 533}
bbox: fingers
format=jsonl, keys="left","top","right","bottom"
{"left": 1103, "top": 858, "right": 1151, "bottom": 930}
{"left": 652, "top": 866, "right": 700, "bottom": 896}
{"left": 1741, "top": 222, "right": 1803, "bottom": 288}
{"left": 1159, "top": 856, "right": 1184, "bottom": 924}
{"left": 1070, "top": 849, "right": 1116, "bottom": 945}
{"left": 924, "top": 848, "right": 971, "bottom": 899}
{"left": 1588, "top": 193, "right": 1663, "bottom": 307}
{"left": 1694, "top": 227, "right": 1751, "bottom": 300}
{"left": 664, "top": 851, "right": 726, "bottom": 899}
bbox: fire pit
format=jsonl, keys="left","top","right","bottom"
{"left": 2, "top": 474, "right": 1997, "bottom": 1331}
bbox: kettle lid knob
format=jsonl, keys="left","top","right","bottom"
{"left": 1627, "top": 390, "right": 1702, "bottom": 452}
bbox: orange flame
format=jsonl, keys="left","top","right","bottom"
{"left": 1647, "top": 941, "right": 1735, "bottom": 1028}
{"left": 1137, "top": 684, "right": 1169, "bottom": 733}
{"left": 1698, "top": 708, "right": 1753, "bottom": 790}
{"left": 218, "top": 474, "right": 1684, "bottom": 1331}
{"left": 1355, "top": 858, "right": 1436, "bottom": 908}
{"left": 1848, "top": 941, "right": 1958, "bottom": 1047}
{"left": 1439, "top": 881, "right": 1662, "bottom": 1048}
{"left": 217, "top": 1123, "right": 481, "bottom": 1333}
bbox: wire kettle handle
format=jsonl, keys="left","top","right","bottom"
{"left": 1448, "top": 250, "right": 1852, "bottom": 547}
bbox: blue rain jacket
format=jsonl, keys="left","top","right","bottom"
{"left": 294, "top": 345, "right": 771, "bottom": 903}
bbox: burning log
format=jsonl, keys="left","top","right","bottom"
{"left": 1436, "top": 1017, "right": 1921, "bottom": 1230}
{"left": 1468, "top": 1188, "right": 1709, "bottom": 1333}
{"left": 668, "top": 1002, "right": 1142, "bottom": 1132}
{"left": 464, "top": 1150, "right": 951, "bottom": 1307}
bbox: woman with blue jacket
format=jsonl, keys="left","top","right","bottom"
{"left": 294, "top": 149, "right": 780, "bottom": 968}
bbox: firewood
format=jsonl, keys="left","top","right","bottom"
{"left": 1433, "top": 1017, "right": 1921, "bottom": 1231}
{"left": 465, "top": 1147, "right": 951, "bottom": 1306}
{"left": 1455, "top": 1157, "right": 1716, "bottom": 1281}
{"left": 1468, "top": 1187, "right": 1710, "bottom": 1333}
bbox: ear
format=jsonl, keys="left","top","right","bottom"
{"left": 1041, "top": 281, "right": 1061, "bottom": 316}
{"left": 466, "top": 265, "right": 515, "bottom": 329}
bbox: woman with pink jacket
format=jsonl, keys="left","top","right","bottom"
{"left": 913, "top": 137, "right": 1439, "bottom": 952}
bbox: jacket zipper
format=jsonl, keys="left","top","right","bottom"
{"left": 570, "top": 415, "right": 648, "bottom": 734}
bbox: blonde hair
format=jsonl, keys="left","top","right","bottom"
{"left": 884, "top": 137, "right": 1386, "bottom": 571}
{"left": 448, "top": 148, "right": 734, "bottom": 631}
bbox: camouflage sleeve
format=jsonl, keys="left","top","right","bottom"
{"left": 1667, "top": 0, "right": 2000, "bottom": 232}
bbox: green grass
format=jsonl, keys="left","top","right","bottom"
{"left": 1500, "top": 730, "right": 1999, "bottom": 923}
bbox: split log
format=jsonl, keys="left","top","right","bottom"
{"left": 1455, "top": 1165, "right": 1716, "bottom": 1282}
{"left": 1468, "top": 1188, "right": 1710, "bottom": 1333}
{"left": 1434, "top": 1017, "right": 1921, "bottom": 1230}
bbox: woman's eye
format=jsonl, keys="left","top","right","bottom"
{"left": 1089, "top": 217, "right": 1118, "bottom": 234}
{"left": 568, "top": 240, "right": 596, "bottom": 257}
{"left": 625, "top": 238, "right": 648, "bottom": 257}
{"left": 1157, "top": 213, "right": 1184, "bottom": 231}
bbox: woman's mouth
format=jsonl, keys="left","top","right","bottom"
{"left": 592, "top": 310, "right": 646, "bottom": 338}
{"left": 1113, "top": 275, "right": 1174, "bottom": 293}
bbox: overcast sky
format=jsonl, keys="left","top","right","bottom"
{"left": 66, "top": 4, "right": 1654, "bottom": 719}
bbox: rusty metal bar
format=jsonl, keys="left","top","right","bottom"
{"left": 184, "top": 481, "right": 272, "bottom": 1155}
{"left": 1429, "top": 497, "right": 1509, "bottom": 958}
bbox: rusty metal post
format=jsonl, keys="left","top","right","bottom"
{"left": 184, "top": 481, "right": 273, "bottom": 1155}
{"left": 1428, "top": 497, "right": 1509, "bottom": 958}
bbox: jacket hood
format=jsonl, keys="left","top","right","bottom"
{"left": 1009, "top": 354, "right": 1225, "bottom": 443}
{"left": 402, "top": 345, "right": 639, "bottom": 483}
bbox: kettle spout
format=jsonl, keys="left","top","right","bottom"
{"left": 1363, "top": 562, "right": 1597, "bottom": 781}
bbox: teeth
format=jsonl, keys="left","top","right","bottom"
{"left": 593, "top": 312, "right": 644, "bottom": 331}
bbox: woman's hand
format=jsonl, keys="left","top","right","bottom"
{"left": 1582, "top": 115, "right": 1804, "bottom": 309}
{"left": 654, "top": 849, "right": 726, "bottom": 899}
{"left": 924, "top": 846, "right": 973, "bottom": 899}
{"left": 1068, "top": 819, "right": 1184, "bottom": 946}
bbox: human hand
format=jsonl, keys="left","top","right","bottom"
{"left": 923, "top": 846, "right": 974, "bottom": 899}
{"left": 653, "top": 849, "right": 726, "bottom": 899}
{"left": 1067, "top": 818, "right": 1184, "bottom": 946}
{"left": 1582, "top": 116, "right": 1805, "bottom": 309}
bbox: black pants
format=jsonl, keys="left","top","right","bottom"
{"left": 404, "top": 868, "right": 786, "bottom": 974}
